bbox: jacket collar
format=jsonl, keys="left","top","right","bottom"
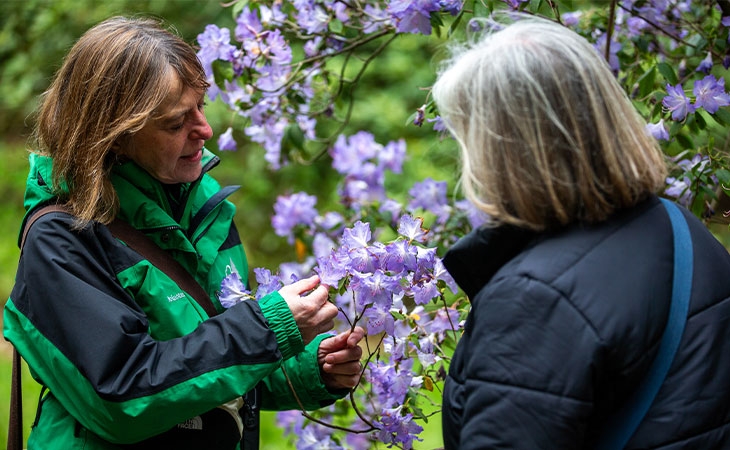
{"left": 443, "top": 225, "right": 537, "bottom": 299}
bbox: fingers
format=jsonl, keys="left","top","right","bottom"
{"left": 279, "top": 274, "right": 322, "bottom": 297}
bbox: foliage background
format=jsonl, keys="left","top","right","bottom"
{"left": 0, "top": 0, "right": 454, "bottom": 447}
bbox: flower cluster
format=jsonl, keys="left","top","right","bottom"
{"left": 197, "top": 0, "right": 464, "bottom": 169}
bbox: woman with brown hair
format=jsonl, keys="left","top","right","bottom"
{"left": 433, "top": 16, "right": 730, "bottom": 449}
{"left": 4, "top": 16, "right": 363, "bottom": 449}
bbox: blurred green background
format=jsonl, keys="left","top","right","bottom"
{"left": 0, "top": 0, "right": 457, "bottom": 448}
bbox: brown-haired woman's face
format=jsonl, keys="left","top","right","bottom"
{"left": 123, "top": 76, "right": 213, "bottom": 184}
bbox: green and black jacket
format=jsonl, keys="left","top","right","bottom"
{"left": 3, "top": 150, "right": 341, "bottom": 449}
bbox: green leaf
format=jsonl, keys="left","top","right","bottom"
{"left": 231, "top": 0, "right": 249, "bottom": 19}
{"left": 211, "top": 60, "right": 234, "bottom": 89}
{"left": 391, "top": 310, "right": 406, "bottom": 320}
{"left": 675, "top": 133, "right": 695, "bottom": 150}
{"left": 637, "top": 66, "right": 656, "bottom": 98}
{"left": 715, "top": 169, "right": 730, "bottom": 185}
{"left": 711, "top": 108, "right": 730, "bottom": 126}
{"left": 282, "top": 124, "right": 306, "bottom": 154}
{"left": 657, "top": 62, "right": 678, "bottom": 85}
{"left": 695, "top": 111, "right": 707, "bottom": 130}
{"left": 329, "top": 19, "right": 343, "bottom": 34}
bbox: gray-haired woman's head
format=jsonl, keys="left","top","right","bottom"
{"left": 432, "top": 16, "right": 667, "bottom": 231}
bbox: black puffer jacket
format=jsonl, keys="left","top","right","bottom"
{"left": 441, "top": 196, "right": 730, "bottom": 449}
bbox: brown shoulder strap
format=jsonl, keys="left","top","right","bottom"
{"left": 8, "top": 348, "right": 23, "bottom": 450}
{"left": 20, "top": 204, "right": 71, "bottom": 250}
{"left": 10, "top": 204, "right": 71, "bottom": 450}
{"left": 107, "top": 218, "right": 219, "bottom": 318}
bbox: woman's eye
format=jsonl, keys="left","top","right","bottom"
{"left": 170, "top": 122, "right": 184, "bottom": 131}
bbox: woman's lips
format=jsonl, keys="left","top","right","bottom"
{"left": 181, "top": 149, "right": 202, "bottom": 162}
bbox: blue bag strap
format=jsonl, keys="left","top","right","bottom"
{"left": 597, "top": 198, "right": 693, "bottom": 450}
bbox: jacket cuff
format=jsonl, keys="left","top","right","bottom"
{"left": 295, "top": 334, "right": 350, "bottom": 406}
{"left": 258, "top": 292, "right": 303, "bottom": 360}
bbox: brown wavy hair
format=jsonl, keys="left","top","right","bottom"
{"left": 33, "top": 16, "right": 209, "bottom": 225}
{"left": 432, "top": 16, "right": 667, "bottom": 231}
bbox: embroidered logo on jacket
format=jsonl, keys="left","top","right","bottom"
{"left": 176, "top": 416, "right": 203, "bottom": 430}
{"left": 167, "top": 292, "right": 186, "bottom": 303}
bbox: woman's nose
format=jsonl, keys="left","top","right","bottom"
{"left": 191, "top": 114, "right": 213, "bottom": 141}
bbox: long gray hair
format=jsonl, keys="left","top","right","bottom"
{"left": 432, "top": 16, "right": 667, "bottom": 231}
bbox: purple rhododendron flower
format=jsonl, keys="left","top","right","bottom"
{"left": 271, "top": 192, "right": 319, "bottom": 243}
{"left": 234, "top": 6, "right": 263, "bottom": 41}
{"left": 363, "top": 300, "right": 396, "bottom": 335}
{"left": 342, "top": 221, "right": 372, "bottom": 249}
{"left": 219, "top": 272, "right": 249, "bottom": 308}
{"left": 381, "top": 240, "right": 419, "bottom": 273}
{"left": 375, "top": 406, "right": 424, "bottom": 450}
{"left": 693, "top": 75, "right": 730, "bottom": 114}
{"left": 645, "top": 119, "right": 670, "bottom": 141}
{"left": 503, "top": 0, "right": 529, "bottom": 8}
{"left": 408, "top": 178, "right": 452, "bottom": 223}
{"left": 397, "top": 214, "right": 428, "bottom": 243}
{"left": 217, "top": 127, "right": 237, "bottom": 151}
{"left": 253, "top": 268, "right": 282, "bottom": 299}
{"left": 388, "top": 0, "right": 440, "bottom": 35}
{"left": 663, "top": 83, "right": 694, "bottom": 120}
{"left": 696, "top": 52, "right": 713, "bottom": 74}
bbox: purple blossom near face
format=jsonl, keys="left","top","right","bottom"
{"left": 593, "top": 33, "right": 621, "bottom": 73}
{"left": 423, "top": 306, "right": 462, "bottom": 337}
{"left": 408, "top": 178, "right": 452, "bottom": 223}
{"left": 663, "top": 83, "right": 694, "bottom": 120}
{"left": 197, "top": 25, "right": 237, "bottom": 69}
{"left": 397, "top": 214, "right": 428, "bottom": 243}
{"left": 454, "top": 199, "right": 490, "bottom": 229}
{"left": 379, "top": 199, "right": 403, "bottom": 225}
{"left": 362, "top": 4, "right": 391, "bottom": 33}
{"left": 219, "top": 273, "right": 250, "bottom": 308}
{"left": 315, "top": 251, "right": 349, "bottom": 286}
{"left": 234, "top": 6, "right": 263, "bottom": 41}
{"left": 259, "top": 4, "right": 287, "bottom": 26}
{"left": 427, "top": 115, "right": 447, "bottom": 132}
{"left": 413, "top": 105, "right": 426, "bottom": 126}
{"left": 664, "top": 176, "right": 692, "bottom": 206}
{"left": 293, "top": 0, "right": 330, "bottom": 34}
{"left": 387, "top": 0, "right": 440, "bottom": 35}
{"left": 433, "top": 257, "right": 459, "bottom": 294}
{"left": 416, "top": 336, "right": 438, "bottom": 367}
{"left": 693, "top": 75, "right": 730, "bottom": 114}
{"left": 278, "top": 258, "right": 314, "bottom": 284}
{"left": 723, "top": 16, "right": 730, "bottom": 27}
{"left": 411, "top": 277, "right": 440, "bottom": 305}
{"left": 379, "top": 139, "right": 406, "bottom": 173}
{"left": 253, "top": 267, "right": 282, "bottom": 299}
{"left": 562, "top": 11, "right": 582, "bottom": 27}
{"left": 438, "top": 0, "right": 462, "bottom": 15}
{"left": 645, "top": 119, "right": 670, "bottom": 141}
{"left": 312, "top": 232, "right": 337, "bottom": 260}
{"left": 502, "top": 0, "right": 530, "bottom": 8}
{"left": 342, "top": 221, "right": 372, "bottom": 249}
{"left": 351, "top": 269, "right": 401, "bottom": 309}
{"left": 271, "top": 192, "right": 319, "bottom": 243}
{"left": 381, "top": 240, "right": 419, "bottom": 273}
{"left": 696, "top": 52, "right": 713, "bottom": 74}
{"left": 217, "top": 127, "right": 237, "bottom": 151}
{"left": 330, "top": 132, "right": 379, "bottom": 176}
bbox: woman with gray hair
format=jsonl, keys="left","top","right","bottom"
{"left": 434, "top": 17, "right": 730, "bottom": 449}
